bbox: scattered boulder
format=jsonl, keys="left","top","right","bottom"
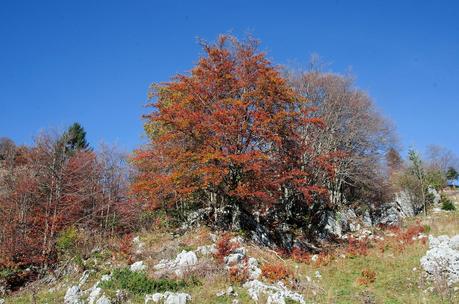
{"left": 154, "top": 250, "right": 198, "bottom": 277}
{"left": 145, "top": 292, "right": 191, "bottom": 304}
{"left": 88, "top": 287, "right": 102, "bottom": 304}
{"left": 176, "top": 251, "right": 198, "bottom": 268}
{"left": 420, "top": 235, "right": 459, "bottom": 285}
{"left": 78, "top": 270, "right": 92, "bottom": 287}
{"left": 130, "top": 261, "right": 147, "bottom": 272}
{"left": 216, "top": 286, "right": 238, "bottom": 297}
{"left": 428, "top": 187, "right": 441, "bottom": 205}
{"left": 133, "top": 236, "right": 145, "bottom": 254}
{"left": 95, "top": 295, "right": 111, "bottom": 304}
{"left": 196, "top": 244, "right": 217, "bottom": 256}
{"left": 64, "top": 285, "right": 83, "bottom": 304}
{"left": 224, "top": 253, "right": 245, "bottom": 266}
{"left": 319, "top": 208, "right": 361, "bottom": 239}
{"left": 243, "top": 280, "right": 306, "bottom": 304}
{"left": 247, "top": 257, "right": 262, "bottom": 280}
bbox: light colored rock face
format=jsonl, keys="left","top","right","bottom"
{"left": 224, "top": 253, "right": 244, "bottom": 266}
{"left": 176, "top": 251, "right": 198, "bottom": 268}
{"left": 154, "top": 250, "right": 198, "bottom": 277}
{"left": 145, "top": 292, "right": 191, "bottom": 304}
{"left": 64, "top": 285, "right": 82, "bottom": 304}
{"left": 130, "top": 261, "right": 147, "bottom": 272}
{"left": 243, "top": 280, "right": 306, "bottom": 304}
{"left": 78, "top": 270, "right": 92, "bottom": 286}
{"left": 428, "top": 187, "right": 441, "bottom": 205}
{"left": 395, "top": 191, "right": 417, "bottom": 217}
{"left": 321, "top": 208, "right": 361, "bottom": 238}
{"left": 87, "top": 273, "right": 112, "bottom": 304}
{"left": 88, "top": 287, "right": 102, "bottom": 304}
{"left": 95, "top": 295, "right": 111, "bottom": 304}
{"left": 196, "top": 244, "right": 217, "bottom": 256}
{"left": 0, "top": 299, "right": 4, "bottom": 304}
{"left": 421, "top": 235, "right": 459, "bottom": 285}
{"left": 247, "top": 257, "right": 262, "bottom": 280}
{"left": 133, "top": 236, "right": 145, "bottom": 254}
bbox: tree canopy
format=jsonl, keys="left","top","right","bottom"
{"left": 132, "top": 36, "right": 335, "bottom": 217}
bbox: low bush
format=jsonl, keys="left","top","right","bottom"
{"left": 440, "top": 195, "right": 456, "bottom": 211}
{"left": 215, "top": 233, "right": 239, "bottom": 262}
{"left": 261, "top": 263, "right": 292, "bottom": 282}
{"left": 100, "top": 268, "right": 198, "bottom": 295}
{"left": 291, "top": 248, "right": 311, "bottom": 264}
{"left": 56, "top": 226, "right": 79, "bottom": 254}
{"left": 356, "top": 268, "right": 376, "bottom": 286}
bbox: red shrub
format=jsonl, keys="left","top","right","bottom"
{"left": 261, "top": 262, "right": 292, "bottom": 282}
{"left": 346, "top": 237, "right": 368, "bottom": 256}
{"left": 215, "top": 233, "right": 239, "bottom": 262}
{"left": 119, "top": 234, "right": 133, "bottom": 263}
{"left": 291, "top": 248, "right": 311, "bottom": 264}
{"left": 228, "top": 265, "right": 249, "bottom": 283}
{"left": 357, "top": 268, "right": 376, "bottom": 286}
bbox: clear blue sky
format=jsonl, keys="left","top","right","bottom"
{"left": 1, "top": 0, "right": 458, "bottom": 156}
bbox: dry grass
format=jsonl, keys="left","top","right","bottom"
{"left": 5, "top": 192, "right": 459, "bottom": 303}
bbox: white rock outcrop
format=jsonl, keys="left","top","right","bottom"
{"left": 154, "top": 250, "right": 198, "bottom": 277}
{"left": 95, "top": 295, "right": 111, "bottom": 304}
{"left": 133, "top": 236, "right": 145, "bottom": 254}
{"left": 145, "top": 292, "right": 191, "bottom": 304}
{"left": 420, "top": 235, "right": 459, "bottom": 284}
{"left": 130, "top": 261, "right": 147, "bottom": 272}
{"left": 196, "top": 244, "right": 217, "bottom": 256}
{"left": 64, "top": 285, "right": 83, "bottom": 304}
{"left": 243, "top": 280, "right": 306, "bottom": 304}
{"left": 247, "top": 257, "right": 262, "bottom": 280}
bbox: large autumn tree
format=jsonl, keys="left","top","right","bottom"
{"left": 133, "top": 36, "right": 334, "bottom": 225}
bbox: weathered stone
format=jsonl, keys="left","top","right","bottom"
{"left": 420, "top": 235, "right": 459, "bottom": 285}
{"left": 428, "top": 187, "right": 441, "bottom": 205}
{"left": 243, "top": 280, "right": 305, "bottom": 304}
{"left": 130, "top": 261, "right": 147, "bottom": 272}
{"left": 64, "top": 285, "right": 82, "bottom": 304}
{"left": 78, "top": 270, "right": 92, "bottom": 287}
{"left": 196, "top": 244, "right": 217, "bottom": 256}
{"left": 247, "top": 257, "right": 262, "bottom": 280}
{"left": 96, "top": 295, "right": 111, "bottom": 304}
{"left": 154, "top": 250, "right": 198, "bottom": 277}
{"left": 133, "top": 236, "right": 145, "bottom": 254}
{"left": 224, "top": 253, "right": 244, "bottom": 266}
{"left": 88, "top": 287, "right": 102, "bottom": 304}
{"left": 145, "top": 292, "right": 191, "bottom": 304}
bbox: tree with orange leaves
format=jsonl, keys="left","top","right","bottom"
{"left": 132, "top": 36, "right": 334, "bottom": 226}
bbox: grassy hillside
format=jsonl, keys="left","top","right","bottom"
{"left": 4, "top": 191, "right": 459, "bottom": 304}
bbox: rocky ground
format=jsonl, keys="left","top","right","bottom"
{"left": 2, "top": 190, "right": 459, "bottom": 304}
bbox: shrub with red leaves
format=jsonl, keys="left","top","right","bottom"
{"left": 357, "top": 268, "right": 376, "bottom": 285}
{"left": 291, "top": 248, "right": 311, "bottom": 264}
{"left": 261, "top": 262, "right": 292, "bottom": 282}
{"left": 215, "top": 233, "right": 239, "bottom": 263}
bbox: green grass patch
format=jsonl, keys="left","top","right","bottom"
{"left": 99, "top": 268, "right": 200, "bottom": 295}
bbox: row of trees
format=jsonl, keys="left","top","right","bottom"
{"left": 0, "top": 124, "right": 134, "bottom": 270}
{"left": 2, "top": 35, "right": 457, "bottom": 273}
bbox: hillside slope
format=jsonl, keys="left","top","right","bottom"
{"left": 3, "top": 191, "right": 459, "bottom": 304}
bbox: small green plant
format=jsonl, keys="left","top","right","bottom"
{"left": 423, "top": 224, "right": 431, "bottom": 233}
{"left": 56, "top": 226, "right": 79, "bottom": 253}
{"left": 0, "top": 267, "right": 15, "bottom": 279}
{"left": 441, "top": 199, "right": 456, "bottom": 211}
{"left": 100, "top": 268, "right": 198, "bottom": 295}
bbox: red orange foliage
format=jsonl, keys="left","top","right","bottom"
{"left": 214, "top": 233, "right": 240, "bottom": 263}
{"left": 261, "top": 262, "right": 292, "bottom": 282}
{"left": 132, "top": 35, "right": 334, "bottom": 222}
